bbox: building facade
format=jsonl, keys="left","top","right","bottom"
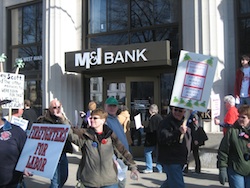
{"left": 0, "top": 0, "right": 248, "bottom": 133}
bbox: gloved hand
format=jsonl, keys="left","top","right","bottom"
{"left": 219, "top": 167, "right": 228, "bottom": 185}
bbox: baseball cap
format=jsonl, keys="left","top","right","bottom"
{"left": 105, "top": 97, "right": 118, "bottom": 105}
{"left": 0, "top": 99, "right": 11, "bottom": 106}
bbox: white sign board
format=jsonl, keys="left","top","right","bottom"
{"left": 10, "top": 116, "right": 28, "bottom": 131}
{"left": 211, "top": 94, "right": 221, "bottom": 118}
{"left": 15, "top": 124, "right": 70, "bottom": 179}
{"left": 0, "top": 72, "right": 25, "bottom": 108}
{"left": 170, "top": 50, "right": 218, "bottom": 112}
{"left": 134, "top": 113, "right": 142, "bottom": 130}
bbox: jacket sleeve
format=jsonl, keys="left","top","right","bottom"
{"left": 217, "top": 129, "right": 231, "bottom": 168}
{"left": 67, "top": 127, "right": 86, "bottom": 149}
{"left": 111, "top": 133, "right": 137, "bottom": 171}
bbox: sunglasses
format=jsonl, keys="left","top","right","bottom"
{"left": 174, "top": 108, "right": 184, "bottom": 113}
{"left": 89, "top": 116, "right": 100, "bottom": 120}
{"left": 53, "top": 106, "right": 61, "bottom": 109}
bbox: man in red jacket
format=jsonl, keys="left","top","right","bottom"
{"left": 234, "top": 54, "right": 250, "bottom": 107}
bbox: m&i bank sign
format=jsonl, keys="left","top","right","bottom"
{"left": 65, "top": 41, "right": 171, "bottom": 73}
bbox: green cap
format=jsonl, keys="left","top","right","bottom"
{"left": 105, "top": 97, "right": 118, "bottom": 105}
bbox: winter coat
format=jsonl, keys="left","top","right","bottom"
{"left": 144, "top": 113, "right": 163, "bottom": 147}
{"left": 157, "top": 114, "right": 191, "bottom": 165}
{"left": 118, "top": 110, "right": 133, "bottom": 145}
{"left": 218, "top": 122, "right": 250, "bottom": 176}
{"left": 68, "top": 124, "right": 137, "bottom": 187}
{"left": 234, "top": 67, "right": 250, "bottom": 98}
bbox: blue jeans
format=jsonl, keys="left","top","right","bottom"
{"left": 144, "top": 146, "right": 162, "bottom": 172}
{"left": 50, "top": 152, "right": 68, "bottom": 188}
{"left": 160, "top": 164, "right": 185, "bottom": 188}
{"left": 85, "top": 184, "right": 118, "bottom": 188}
{"left": 228, "top": 167, "right": 250, "bottom": 188}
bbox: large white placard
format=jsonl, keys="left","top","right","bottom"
{"left": 0, "top": 72, "right": 25, "bottom": 108}
{"left": 15, "top": 124, "right": 70, "bottom": 179}
{"left": 170, "top": 50, "right": 218, "bottom": 112}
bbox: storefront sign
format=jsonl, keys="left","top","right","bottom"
{"left": 75, "top": 48, "right": 147, "bottom": 69}
{"left": 15, "top": 124, "right": 70, "bottom": 179}
{"left": 170, "top": 50, "right": 218, "bottom": 112}
{"left": 0, "top": 72, "right": 24, "bottom": 108}
{"left": 65, "top": 41, "right": 171, "bottom": 73}
{"left": 20, "top": 55, "right": 42, "bottom": 62}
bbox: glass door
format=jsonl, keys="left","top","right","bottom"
{"left": 126, "top": 77, "right": 159, "bottom": 146}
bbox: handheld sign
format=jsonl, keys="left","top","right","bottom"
{"left": 170, "top": 50, "right": 218, "bottom": 142}
{"left": 0, "top": 72, "right": 25, "bottom": 109}
{"left": 15, "top": 123, "right": 70, "bottom": 179}
{"left": 170, "top": 50, "right": 218, "bottom": 112}
{"left": 10, "top": 116, "right": 28, "bottom": 131}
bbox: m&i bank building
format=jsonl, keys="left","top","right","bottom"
{"left": 0, "top": 0, "right": 249, "bottom": 163}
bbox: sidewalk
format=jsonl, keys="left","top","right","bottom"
{"left": 25, "top": 152, "right": 228, "bottom": 188}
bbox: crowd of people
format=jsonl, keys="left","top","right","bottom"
{"left": 2, "top": 56, "right": 250, "bottom": 188}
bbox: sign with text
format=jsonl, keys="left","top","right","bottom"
{"left": 11, "top": 116, "right": 28, "bottom": 131}
{"left": 170, "top": 50, "right": 218, "bottom": 112}
{"left": 15, "top": 124, "right": 70, "bottom": 179}
{"left": 211, "top": 94, "right": 221, "bottom": 118}
{"left": 0, "top": 72, "right": 24, "bottom": 108}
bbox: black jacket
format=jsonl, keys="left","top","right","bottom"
{"left": 157, "top": 114, "right": 191, "bottom": 165}
{"left": 144, "top": 113, "right": 163, "bottom": 147}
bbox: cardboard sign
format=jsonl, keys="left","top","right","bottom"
{"left": 211, "top": 94, "right": 221, "bottom": 118}
{"left": 170, "top": 50, "right": 218, "bottom": 112}
{"left": 10, "top": 116, "right": 28, "bottom": 131}
{"left": 0, "top": 72, "right": 25, "bottom": 108}
{"left": 15, "top": 123, "right": 70, "bottom": 179}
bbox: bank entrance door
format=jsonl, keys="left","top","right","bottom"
{"left": 126, "top": 77, "right": 159, "bottom": 146}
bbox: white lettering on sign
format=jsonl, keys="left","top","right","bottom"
{"left": 75, "top": 48, "right": 102, "bottom": 69}
{"left": 17, "top": 56, "right": 42, "bottom": 62}
{"left": 75, "top": 48, "right": 148, "bottom": 69}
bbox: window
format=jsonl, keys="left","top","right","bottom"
{"left": 8, "top": 1, "right": 43, "bottom": 116}
{"left": 88, "top": 0, "right": 128, "bottom": 34}
{"left": 87, "top": 0, "right": 180, "bottom": 58}
{"left": 237, "top": 0, "right": 250, "bottom": 57}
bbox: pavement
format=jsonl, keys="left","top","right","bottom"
{"left": 24, "top": 152, "right": 228, "bottom": 188}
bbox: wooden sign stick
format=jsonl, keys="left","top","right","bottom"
{"left": 179, "top": 109, "right": 191, "bottom": 143}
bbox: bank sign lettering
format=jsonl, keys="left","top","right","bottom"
{"left": 75, "top": 48, "right": 148, "bottom": 69}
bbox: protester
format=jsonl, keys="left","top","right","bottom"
{"left": 68, "top": 108, "right": 139, "bottom": 188}
{"left": 37, "top": 98, "right": 73, "bottom": 188}
{"left": 105, "top": 97, "right": 130, "bottom": 188}
{"left": 217, "top": 105, "right": 250, "bottom": 187}
{"left": 80, "top": 101, "right": 97, "bottom": 128}
{"left": 142, "top": 104, "right": 163, "bottom": 173}
{"left": 157, "top": 106, "right": 191, "bottom": 188}
{"left": 0, "top": 99, "right": 32, "bottom": 187}
{"left": 214, "top": 95, "right": 239, "bottom": 135}
{"left": 234, "top": 55, "right": 250, "bottom": 107}
{"left": 22, "top": 99, "right": 38, "bottom": 131}
{"left": 188, "top": 113, "right": 208, "bottom": 174}
{"left": 117, "top": 105, "right": 133, "bottom": 146}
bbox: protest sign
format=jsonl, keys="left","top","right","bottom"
{"left": 170, "top": 50, "right": 218, "bottom": 112}
{"left": 134, "top": 113, "right": 142, "bottom": 129}
{"left": 0, "top": 72, "right": 25, "bottom": 109}
{"left": 15, "top": 123, "right": 70, "bottom": 179}
{"left": 10, "top": 116, "right": 28, "bottom": 131}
